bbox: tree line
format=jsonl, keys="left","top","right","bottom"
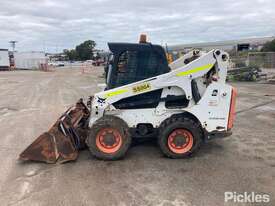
{"left": 64, "top": 40, "right": 98, "bottom": 61}
{"left": 261, "top": 39, "right": 275, "bottom": 52}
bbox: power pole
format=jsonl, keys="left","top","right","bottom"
{"left": 9, "top": 41, "right": 18, "bottom": 52}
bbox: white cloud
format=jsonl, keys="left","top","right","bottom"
{"left": 0, "top": 0, "right": 274, "bottom": 52}
{"left": 202, "top": 16, "right": 226, "bottom": 22}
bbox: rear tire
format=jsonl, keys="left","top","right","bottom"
{"left": 158, "top": 115, "right": 203, "bottom": 158}
{"left": 86, "top": 116, "right": 131, "bottom": 160}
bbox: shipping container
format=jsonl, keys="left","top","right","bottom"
{"left": 14, "top": 51, "right": 48, "bottom": 70}
{"left": 0, "top": 49, "right": 10, "bottom": 69}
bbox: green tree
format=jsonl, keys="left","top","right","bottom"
{"left": 75, "top": 40, "right": 96, "bottom": 60}
{"left": 64, "top": 49, "right": 78, "bottom": 61}
{"left": 64, "top": 40, "right": 96, "bottom": 61}
{"left": 261, "top": 39, "right": 275, "bottom": 52}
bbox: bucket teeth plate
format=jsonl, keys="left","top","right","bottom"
{"left": 20, "top": 132, "right": 59, "bottom": 163}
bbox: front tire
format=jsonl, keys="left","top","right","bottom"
{"left": 86, "top": 116, "right": 131, "bottom": 160}
{"left": 158, "top": 116, "right": 203, "bottom": 158}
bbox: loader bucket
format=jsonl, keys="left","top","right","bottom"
{"left": 19, "top": 99, "right": 90, "bottom": 163}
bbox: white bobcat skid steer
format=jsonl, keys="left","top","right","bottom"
{"left": 86, "top": 49, "right": 237, "bottom": 160}
{"left": 20, "top": 44, "right": 236, "bottom": 163}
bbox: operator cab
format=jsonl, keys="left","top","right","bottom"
{"left": 105, "top": 40, "right": 170, "bottom": 90}
{"left": 104, "top": 36, "right": 175, "bottom": 112}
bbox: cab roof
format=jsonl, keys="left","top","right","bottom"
{"left": 108, "top": 42, "right": 166, "bottom": 57}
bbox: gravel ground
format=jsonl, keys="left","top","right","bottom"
{"left": 0, "top": 67, "right": 274, "bottom": 206}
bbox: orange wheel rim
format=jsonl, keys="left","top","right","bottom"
{"left": 96, "top": 128, "right": 122, "bottom": 154}
{"left": 167, "top": 129, "right": 194, "bottom": 154}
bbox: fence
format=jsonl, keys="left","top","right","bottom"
{"left": 248, "top": 52, "right": 275, "bottom": 68}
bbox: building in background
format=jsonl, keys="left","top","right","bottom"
{"left": 169, "top": 36, "right": 275, "bottom": 55}
{"left": 0, "top": 49, "right": 10, "bottom": 70}
{"left": 47, "top": 53, "right": 68, "bottom": 62}
{"left": 14, "top": 51, "right": 48, "bottom": 70}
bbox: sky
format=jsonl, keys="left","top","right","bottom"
{"left": 0, "top": 0, "right": 274, "bottom": 53}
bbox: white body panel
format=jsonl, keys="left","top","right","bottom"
{"left": 0, "top": 50, "right": 9, "bottom": 68}
{"left": 88, "top": 49, "right": 233, "bottom": 134}
{"left": 105, "top": 82, "right": 232, "bottom": 132}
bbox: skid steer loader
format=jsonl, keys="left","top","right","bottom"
{"left": 19, "top": 36, "right": 237, "bottom": 163}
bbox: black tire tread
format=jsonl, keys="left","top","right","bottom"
{"left": 158, "top": 115, "right": 203, "bottom": 158}
{"left": 86, "top": 115, "right": 131, "bottom": 160}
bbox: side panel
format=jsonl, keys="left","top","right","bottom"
{"left": 186, "top": 82, "right": 233, "bottom": 132}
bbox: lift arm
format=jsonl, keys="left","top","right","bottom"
{"left": 169, "top": 49, "right": 204, "bottom": 70}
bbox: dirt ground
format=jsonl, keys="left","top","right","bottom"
{"left": 0, "top": 67, "right": 274, "bottom": 206}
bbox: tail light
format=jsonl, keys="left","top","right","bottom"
{"left": 227, "top": 87, "right": 237, "bottom": 129}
